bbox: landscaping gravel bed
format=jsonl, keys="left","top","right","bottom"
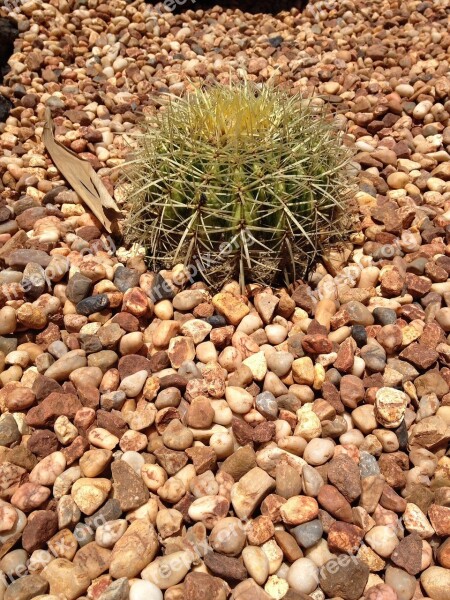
{"left": 0, "top": 1, "right": 449, "bottom": 599}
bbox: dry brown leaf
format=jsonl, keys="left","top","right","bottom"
{"left": 43, "top": 107, "right": 122, "bottom": 234}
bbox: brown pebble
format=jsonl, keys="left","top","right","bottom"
{"left": 204, "top": 551, "right": 247, "bottom": 582}
{"left": 317, "top": 485, "right": 353, "bottom": 523}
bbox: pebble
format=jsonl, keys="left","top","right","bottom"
{"left": 41, "top": 558, "right": 90, "bottom": 600}
{"left": 373, "top": 308, "right": 397, "bottom": 326}
{"left": 66, "top": 273, "right": 93, "bottom": 303}
{"left": 295, "top": 404, "right": 322, "bottom": 440}
{"left": 0, "top": 549, "right": 28, "bottom": 578}
{"left": 203, "top": 551, "right": 247, "bottom": 582}
{"left": 0, "top": 306, "right": 17, "bottom": 335}
{"left": 167, "top": 290, "right": 201, "bottom": 311}
{"left": 359, "top": 452, "right": 381, "bottom": 478}
{"left": 119, "top": 369, "right": 148, "bottom": 397}
{"left": 184, "top": 572, "right": 227, "bottom": 600}
{"left": 0, "top": 502, "right": 18, "bottom": 533}
{"left": 291, "top": 519, "right": 323, "bottom": 548}
{"left": 255, "top": 391, "right": 278, "bottom": 420}
{"left": 319, "top": 557, "right": 369, "bottom": 600}
{"left": 292, "top": 357, "right": 315, "bottom": 385}
{"left": 266, "top": 351, "right": 294, "bottom": 377}
{"left": 303, "top": 439, "right": 335, "bottom": 466}
{"left": 365, "top": 525, "right": 399, "bottom": 557}
{"left": 351, "top": 324, "right": 367, "bottom": 347}
{"left": 225, "top": 386, "right": 254, "bottom": 414}
{"left": 0, "top": 413, "right": 21, "bottom": 446}
{"left": 212, "top": 293, "right": 250, "bottom": 326}
{"left": 231, "top": 467, "right": 275, "bottom": 519}
{"left": 244, "top": 352, "right": 268, "bottom": 382}
{"left": 109, "top": 519, "right": 159, "bottom": 579}
{"left": 327, "top": 453, "right": 362, "bottom": 502}
{"left": 97, "top": 578, "right": 129, "bottom": 600}
{"left": 242, "top": 546, "right": 269, "bottom": 585}
{"left": 280, "top": 496, "right": 319, "bottom": 525}
{"left": 375, "top": 388, "right": 409, "bottom": 428}
{"left": 129, "top": 579, "right": 163, "bottom": 600}
{"left": 360, "top": 342, "right": 386, "bottom": 372}
{"left": 421, "top": 566, "right": 450, "bottom": 600}
{"left": 29, "top": 451, "right": 66, "bottom": 486}
{"left": 22, "top": 262, "right": 47, "bottom": 298}
{"left": 302, "top": 465, "right": 324, "bottom": 497}
{"left": 167, "top": 335, "right": 196, "bottom": 368}
{"left": 114, "top": 266, "right": 140, "bottom": 292}
{"left": 403, "top": 503, "right": 434, "bottom": 538}
{"left": 287, "top": 558, "right": 319, "bottom": 594}
{"left": 344, "top": 301, "right": 375, "bottom": 326}
{"left": 318, "top": 485, "right": 353, "bottom": 523}
{"left": 77, "top": 294, "right": 110, "bottom": 316}
{"left": 391, "top": 533, "right": 423, "bottom": 576}
{"left": 72, "top": 478, "right": 112, "bottom": 515}
{"left": 384, "top": 566, "right": 416, "bottom": 600}
{"left": 44, "top": 350, "right": 87, "bottom": 382}
{"left": 88, "top": 428, "right": 119, "bottom": 450}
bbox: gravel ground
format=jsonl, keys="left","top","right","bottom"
{"left": 0, "top": 1, "right": 449, "bottom": 599}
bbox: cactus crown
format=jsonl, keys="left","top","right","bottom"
{"left": 123, "top": 81, "right": 356, "bottom": 289}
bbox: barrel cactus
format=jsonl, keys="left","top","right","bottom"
{"left": 123, "top": 82, "right": 356, "bottom": 289}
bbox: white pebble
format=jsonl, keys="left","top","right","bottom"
{"left": 130, "top": 579, "right": 163, "bottom": 600}
{"left": 287, "top": 558, "right": 318, "bottom": 594}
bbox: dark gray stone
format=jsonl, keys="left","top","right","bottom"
{"left": 66, "top": 273, "right": 92, "bottom": 303}
{"left": 359, "top": 451, "right": 380, "bottom": 478}
{"left": 150, "top": 272, "right": 176, "bottom": 302}
{"left": 205, "top": 315, "right": 227, "bottom": 327}
{"left": 291, "top": 519, "right": 323, "bottom": 548}
{"left": 76, "top": 294, "right": 110, "bottom": 316}
{"left": 85, "top": 498, "right": 122, "bottom": 530}
{"left": 351, "top": 324, "right": 367, "bottom": 347}
{"left": 73, "top": 522, "right": 95, "bottom": 547}
{"left": 113, "top": 266, "right": 140, "bottom": 292}
{"left": 373, "top": 307, "right": 397, "bottom": 325}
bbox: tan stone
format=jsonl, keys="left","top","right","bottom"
{"left": 212, "top": 292, "right": 250, "bottom": 326}
{"left": 73, "top": 542, "right": 111, "bottom": 580}
{"left": 231, "top": 467, "right": 275, "bottom": 519}
{"left": 109, "top": 519, "right": 159, "bottom": 579}
{"left": 41, "top": 559, "right": 90, "bottom": 600}
{"left": 357, "top": 544, "right": 386, "bottom": 572}
{"left": 280, "top": 496, "right": 319, "bottom": 526}
{"left": 404, "top": 503, "right": 435, "bottom": 538}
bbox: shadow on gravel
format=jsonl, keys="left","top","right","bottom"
{"left": 158, "top": 0, "right": 307, "bottom": 14}
{"left": 0, "top": 17, "right": 18, "bottom": 121}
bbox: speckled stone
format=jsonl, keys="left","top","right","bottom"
{"left": 359, "top": 452, "right": 381, "bottom": 478}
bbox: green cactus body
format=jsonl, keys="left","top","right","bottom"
{"left": 123, "top": 81, "right": 356, "bottom": 288}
